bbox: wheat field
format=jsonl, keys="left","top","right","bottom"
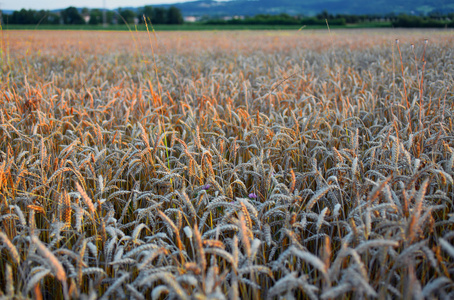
{"left": 0, "top": 28, "right": 454, "bottom": 299}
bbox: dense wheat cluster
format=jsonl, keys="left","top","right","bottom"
{"left": 0, "top": 29, "right": 454, "bottom": 299}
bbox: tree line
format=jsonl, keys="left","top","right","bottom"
{"left": 205, "top": 10, "right": 454, "bottom": 28}
{"left": 2, "top": 6, "right": 454, "bottom": 28}
{"left": 2, "top": 6, "right": 183, "bottom": 25}
{"left": 391, "top": 13, "right": 454, "bottom": 28}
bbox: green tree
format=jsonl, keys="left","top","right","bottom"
{"left": 316, "top": 10, "right": 333, "bottom": 20}
{"left": 139, "top": 5, "right": 154, "bottom": 23}
{"left": 35, "top": 10, "right": 47, "bottom": 24}
{"left": 118, "top": 8, "right": 136, "bottom": 24}
{"left": 48, "top": 12, "right": 61, "bottom": 24}
{"left": 89, "top": 9, "right": 103, "bottom": 25}
{"left": 167, "top": 6, "right": 183, "bottom": 24}
{"left": 33, "top": 10, "right": 60, "bottom": 25}
{"left": 106, "top": 11, "right": 115, "bottom": 24}
{"left": 11, "top": 9, "right": 37, "bottom": 24}
{"left": 152, "top": 7, "right": 167, "bottom": 24}
{"left": 61, "top": 6, "right": 84, "bottom": 24}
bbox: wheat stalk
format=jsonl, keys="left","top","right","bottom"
{"left": 0, "top": 231, "right": 20, "bottom": 265}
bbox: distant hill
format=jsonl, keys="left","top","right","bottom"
{"left": 154, "top": 0, "right": 453, "bottom": 16}
{"left": 3, "top": 0, "right": 451, "bottom": 17}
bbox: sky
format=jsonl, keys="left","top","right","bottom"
{"left": 2, "top": 0, "right": 203, "bottom": 11}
